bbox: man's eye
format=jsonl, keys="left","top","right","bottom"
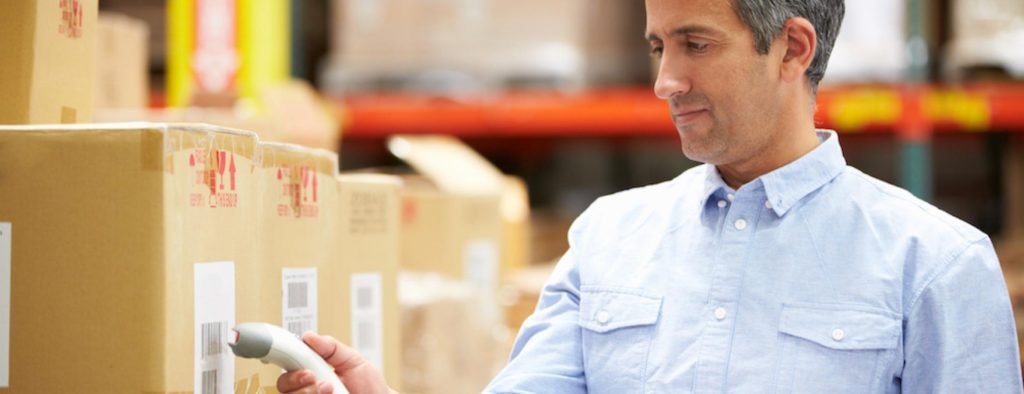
{"left": 650, "top": 46, "right": 664, "bottom": 57}
{"left": 687, "top": 42, "right": 709, "bottom": 52}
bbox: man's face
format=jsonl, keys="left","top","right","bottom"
{"left": 646, "top": 0, "right": 784, "bottom": 166}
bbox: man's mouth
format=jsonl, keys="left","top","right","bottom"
{"left": 672, "top": 109, "right": 707, "bottom": 125}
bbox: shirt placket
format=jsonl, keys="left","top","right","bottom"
{"left": 694, "top": 191, "right": 761, "bottom": 394}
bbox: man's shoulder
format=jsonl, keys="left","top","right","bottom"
{"left": 570, "top": 165, "right": 703, "bottom": 242}
{"left": 833, "top": 167, "right": 988, "bottom": 247}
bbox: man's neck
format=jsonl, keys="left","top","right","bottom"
{"left": 717, "top": 120, "right": 820, "bottom": 190}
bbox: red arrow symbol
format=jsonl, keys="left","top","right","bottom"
{"left": 229, "top": 153, "right": 236, "bottom": 191}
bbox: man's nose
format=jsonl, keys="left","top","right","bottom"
{"left": 653, "top": 54, "right": 692, "bottom": 100}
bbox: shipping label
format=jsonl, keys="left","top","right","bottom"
{"left": 188, "top": 148, "right": 239, "bottom": 209}
{"left": 0, "top": 223, "right": 10, "bottom": 388}
{"left": 274, "top": 166, "right": 320, "bottom": 218}
{"left": 282, "top": 268, "right": 318, "bottom": 337}
{"left": 349, "top": 190, "right": 388, "bottom": 235}
{"left": 350, "top": 273, "right": 384, "bottom": 374}
{"left": 194, "top": 262, "right": 235, "bottom": 394}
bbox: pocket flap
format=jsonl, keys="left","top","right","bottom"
{"left": 779, "top": 303, "right": 900, "bottom": 350}
{"left": 579, "top": 286, "right": 662, "bottom": 333}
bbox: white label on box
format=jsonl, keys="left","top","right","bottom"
{"left": 194, "top": 262, "right": 235, "bottom": 394}
{"left": 282, "top": 268, "right": 318, "bottom": 337}
{"left": 463, "top": 240, "right": 499, "bottom": 293}
{"left": 0, "top": 223, "right": 10, "bottom": 388}
{"left": 350, "top": 273, "right": 383, "bottom": 374}
{"left": 464, "top": 240, "right": 500, "bottom": 324}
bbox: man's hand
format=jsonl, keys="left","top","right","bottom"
{"left": 276, "top": 332, "right": 395, "bottom": 394}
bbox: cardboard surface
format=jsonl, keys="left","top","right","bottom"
{"left": 0, "top": 123, "right": 259, "bottom": 392}
{"left": 252, "top": 142, "right": 340, "bottom": 392}
{"left": 337, "top": 174, "right": 403, "bottom": 388}
{"left": 0, "top": 0, "right": 97, "bottom": 124}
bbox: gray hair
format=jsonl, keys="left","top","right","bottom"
{"left": 731, "top": 0, "right": 845, "bottom": 93}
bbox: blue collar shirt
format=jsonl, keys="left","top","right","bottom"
{"left": 486, "top": 130, "right": 1023, "bottom": 393}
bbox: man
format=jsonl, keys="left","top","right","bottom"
{"left": 279, "top": 0, "right": 1024, "bottom": 392}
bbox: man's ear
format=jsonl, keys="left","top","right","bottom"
{"left": 779, "top": 17, "right": 816, "bottom": 84}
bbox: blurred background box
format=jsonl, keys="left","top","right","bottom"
{"left": 323, "top": 0, "right": 649, "bottom": 93}
{"left": 398, "top": 272, "right": 509, "bottom": 394}
{"left": 945, "top": 0, "right": 1024, "bottom": 80}
{"left": 822, "top": 0, "right": 908, "bottom": 83}
{"left": 95, "top": 12, "right": 150, "bottom": 110}
{"left": 0, "top": 0, "right": 98, "bottom": 124}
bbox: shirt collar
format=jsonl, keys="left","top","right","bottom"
{"left": 699, "top": 129, "right": 846, "bottom": 216}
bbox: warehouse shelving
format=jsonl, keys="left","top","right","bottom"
{"left": 337, "top": 84, "right": 1024, "bottom": 137}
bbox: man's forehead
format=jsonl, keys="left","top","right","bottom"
{"left": 645, "top": 0, "right": 740, "bottom": 39}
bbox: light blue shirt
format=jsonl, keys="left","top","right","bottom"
{"left": 486, "top": 130, "right": 1023, "bottom": 393}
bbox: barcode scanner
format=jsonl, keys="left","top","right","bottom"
{"left": 228, "top": 322, "right": 348, "bottom": 394}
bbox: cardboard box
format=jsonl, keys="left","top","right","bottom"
{"left": 95, "top": 12, "right": 149, "bottom": 110}
{"left": 0, "top": 123, "right": 260, "bottom": 392}
{"left": 337, "top": 174, "right": 404, "bottom": 387}
{"left": 248, "top": 142, "right": 340, "bottom": 391}
{"left": 387, "top": 135, "right": 505, "bottom": 292}
{"left": 0, "top": 0, "right": 97, "bottom": 124}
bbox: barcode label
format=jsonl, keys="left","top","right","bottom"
{"left": 0, "top": 223, "right": 10, "bottom": 388}
{"left": 287, "top": 282, "right": 309, "bottom": 309}
{"left": 194, "top": 262, "right": 235, "bottom": 394}
{"left": 356, "top": 286, "right": 374, "bottom": 310}
{"left": 201, "top": 321, "right": 224, "bottom": 360}
{"left": 287, "top": 321, "right": 313, "bottom": 336}
{"left": 201, "top": 369, "right": 218, "bottom": 394}
{"left": 283, "top": 268, "right": 317, "bottom": 338}
{"left": 350, "top": 273, "right": 383, "bottom": 374}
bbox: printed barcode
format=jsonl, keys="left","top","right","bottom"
{"left": 287, "top": 320, "right": 312, "bottom": 336}
{"left": 355, "top": 320, "right": 376, "bottom": 351}
{"left": 201, "top": 369, "right": 218, "bottom": 394}
{"left": 287, "top": 282, "right": 309, "bottom": 309}
{"left": 201, "top": 321, "right": 224, "bottom": 360}
{"left": 356, "top": 286, "right": 374, "bottom": 310}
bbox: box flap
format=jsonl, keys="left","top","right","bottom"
{"left": 387, "top": 135, "right": 504, "bottom": 196}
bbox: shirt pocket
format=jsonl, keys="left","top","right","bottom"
{"left": 774, "top": 303, "right": 901, "bottom": 394}
{"left": 579, "top": 286, "right": 662, "bottom": 394}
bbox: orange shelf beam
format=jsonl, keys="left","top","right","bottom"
{"left": 337, "top": 84, "right": 1024, "bottom": 138}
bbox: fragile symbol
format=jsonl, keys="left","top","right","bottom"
{"left": 189, "top": 153, "right": 196, "bottom": 167}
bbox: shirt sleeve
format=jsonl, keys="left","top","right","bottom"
{"left": 902, "top": 237, "right": 1024, "bottom": 393}
{"left": 483, "top": 208, "right": 593, "bottom": 393}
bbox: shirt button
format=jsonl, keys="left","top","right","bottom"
{"left": 764, "top": 200, "right": 773, "bottom": 209}
{"left": 734, "top": 219, "right": 748, "bottom": 230}
{"left": 713, "top": 307, "right": 727, "bottom": 320}
{"left": 717, "top": 200, "right": 728, "bottom": 208}
{"left": 596, "top": 310, "right": 611, "bottom": 325}
{"left": 832, "top": 329, "right": 845, "bottom": 341}
{"left": 726, "top": 193, "right": 735, "bottom": 201}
